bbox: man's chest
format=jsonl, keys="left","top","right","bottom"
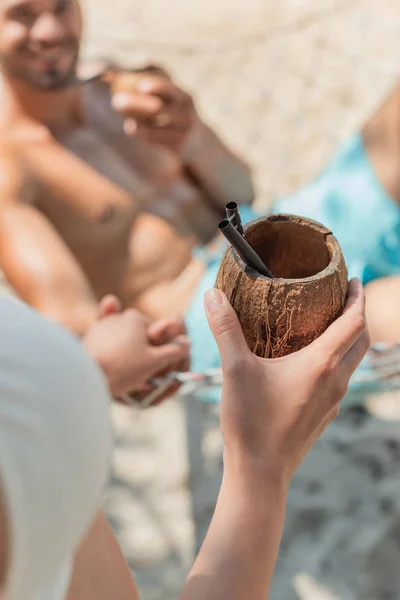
{"left": 21, "top": 135, "right": 138, "bottom": 256}
{"left": 59, "top": 123, "right": 216, "bottom": 241}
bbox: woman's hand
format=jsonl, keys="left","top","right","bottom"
{"left": 83, "top": 296, "right": 190, "bottom": 400}
{"left": 205, "top": 278, "right": 369, "bottom": 486}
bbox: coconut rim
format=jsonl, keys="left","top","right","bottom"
{"left": 229, "top": 213, "right": 343, "bottom": 284}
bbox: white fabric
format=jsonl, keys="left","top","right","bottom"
{"left": 0, "top": 298, "right": 112, "bottom": 600}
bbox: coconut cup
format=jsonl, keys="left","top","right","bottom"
{"left": 109, "top": 65, "right": 168, "bottom": 95}
{"left": 215, "top": 213, "right": 348, "bottom": 358}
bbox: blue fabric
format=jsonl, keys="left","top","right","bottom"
{"left": 186, "top": 134, "right": 400, "bottom": 402}
{"left": 273, "top": 134, "right": 400, "bottom": 285}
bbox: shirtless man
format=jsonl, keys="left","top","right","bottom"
{"left": 0, "top": 0, "right": 254, "bottom": 336}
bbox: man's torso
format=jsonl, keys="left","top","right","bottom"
{"left": 3, "top": 80, "right": 220, "bottom": 315}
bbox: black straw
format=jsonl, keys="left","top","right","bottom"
{"left": 218, "top": 220, "right": 274, "bottom": 278}
{"left": 225, "top": 202, "right": 244, "bottom": 236}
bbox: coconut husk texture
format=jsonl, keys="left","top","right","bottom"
{"left": 215, "top": 214, "right": 348, "bottom": 358}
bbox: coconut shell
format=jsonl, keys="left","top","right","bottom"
{"left": 110, "top": 66, "right": 168, "bottom": 95}
{"left": 215, "top": 214, "right": 348, "bottom": 358}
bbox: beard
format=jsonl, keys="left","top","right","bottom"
{"left": 0, "top": 41, "right": 80, "bottom": 91}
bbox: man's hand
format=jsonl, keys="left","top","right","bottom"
{"left": 83, "top": 296, "right": 190, "bottom": 401}
{"left": 205, "top": 278, "right": 370, "bottom": 486}
{"left": 111, "top": 70, "right": 197, "bottom": 152}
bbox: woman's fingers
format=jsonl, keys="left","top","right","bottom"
{"left": 312, "top": 279, "right": 366, "bottom": 363}
{"left": 338, "top": 327, "right": 371, "bottom": 380}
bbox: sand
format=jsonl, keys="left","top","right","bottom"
{"left": 105, "top": 394, "right": 400, "bottom": 600}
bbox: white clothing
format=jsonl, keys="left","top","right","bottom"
{"left": 0, "top": 299, "right": 112, "bottom": 600}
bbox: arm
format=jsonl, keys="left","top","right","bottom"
{"left": 109, "top": 68, "right": 255, "bottom": 212}
{"left": 0, "top": 202, "right": 98, "bottom": 335}
{"left": 181, "top": 117, "right": 255, "bottom": 212}
{"left": 66, "top": 281, "right": 368, "bottom": 600}
{"left": 179, "top": 470, "right": 286, "bottom": 600}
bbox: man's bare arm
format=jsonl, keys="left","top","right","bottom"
{"left": 182, "top": 118, "right": 255, "bottom": 212}
{"left": 0, "top": 202, "right": 98, "bottom": 335}
{"left": 108, "top": 65, "right": 255, "bottom": 212}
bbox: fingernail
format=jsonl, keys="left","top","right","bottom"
{"left": 112, "top": 93, "right": 129, "bottom": 109}
{"left": 123, "top": 119, "right": 137, "bottom": 135}
{"left": 204, "top": 289, "right": 224, "bottom": 314}
{"left": 137, "top": 79, "right": 152, "bottom": 92}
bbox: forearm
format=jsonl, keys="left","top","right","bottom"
{"left": 1, "top": 277, "right": 98, "bottom": 336}
{"left": 40, "top": 300, "right": 98, "bottom": 337}
{"left": 0, "top": 203, "right": 100, "bottom": 336}
{"left": 180, "top": 461, "right": 287, "bottom": 600}
{"left": 182, "top": 118, "right": 255, "bottom": 210}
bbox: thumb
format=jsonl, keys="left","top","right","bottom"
{"left": 97, "top": 295, "right": 121, "bottom": 319}
{"left": 123, "top": 119, "right": 138, "bottom": 136}
{"left": 204, "top": 289, "right": 249, "bottom": 369}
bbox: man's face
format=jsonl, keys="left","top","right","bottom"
{"left": 0, "top": 0, "right": 82, "bottom": 90}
